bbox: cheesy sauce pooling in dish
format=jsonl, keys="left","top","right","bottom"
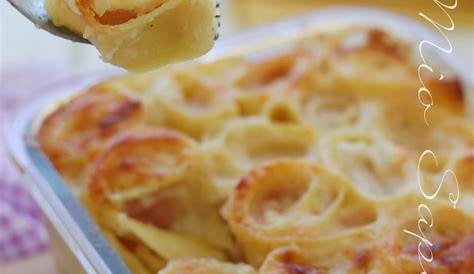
{"left": 45, "top": 0, "right": 218, "bottom": 71}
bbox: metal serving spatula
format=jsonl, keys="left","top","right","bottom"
{"left": 6, "top": 0, "right": 90, "bottom": 43}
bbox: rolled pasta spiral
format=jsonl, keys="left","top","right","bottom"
{"left": 38, "top": 85, "right": 144, "bottom": 187}
{"left": 226, "top": 160, "right": 378, "bottom": 266}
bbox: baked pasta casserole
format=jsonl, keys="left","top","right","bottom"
{"left": 37, "top": 27, "right": 474, "bottom": 274}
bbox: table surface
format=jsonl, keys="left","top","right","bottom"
{"left": 0, "top": 252, "right": 57, "bottom": 274}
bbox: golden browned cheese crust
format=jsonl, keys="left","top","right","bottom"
{"left": 37, "top": 27, "right": 473, "bottom": 274}
{"left": 37, "top": 85, "right": 144, "bottom": 186}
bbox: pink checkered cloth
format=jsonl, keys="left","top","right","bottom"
{"left": 0, "top": 63, "right": 118, "bottom": 263}
{"left": 0, "top": 63, "right": 86, "bottom": 262}
{"left": 0, "top": 168, "right": 49, "bottom": 261}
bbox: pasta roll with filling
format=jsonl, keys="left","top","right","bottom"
{"left": 225, "top": 160, "right": 378, "bottom": 267}
{"left": 236, "top": 50, "right": 316, "bottom": 92}
{"left": 46, "top": 0, "right": 218, "bottom": 70}
{"left": 86, "top": 129, "right": 234, "bottom": 269}
{"left": 319, "top": 128, "right": 413, "bottom": 200}
{"left": 203, "top": 119, "right": 317, "bottom": 197}
{"left": 301, "top": 94, "right": 384, "bottom": 131}
{"left": 260, "top": 245, "right": 386, "bottom": 274}
{"left": 377, "top": 196, "right": 474, "bottom": 274}
{"left": 309, "top": 28, "right": 417, "bottom": 95}
{"left": 379, "top": 82, "right": 472, "bottom": 154}
{"left": 151, "top": 72, "right": 239, "bottom": 140}
{"left": 233, "top": 50, "right": 319, "bottom": 118}
{"left": 38, "top": 85, "right": 144, "bottom": 187}
{"left": 301, "top": 92, "right": 360, "bottom": 130}
{"left": 88, "top": 128, "right": 203, "bottom": 204}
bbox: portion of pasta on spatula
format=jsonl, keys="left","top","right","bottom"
{"left": 45, "top": 0, "right": 219, "bottom": 71}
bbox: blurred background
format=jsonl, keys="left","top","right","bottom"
{"left": 0, "top": 0, "right": 473, "bottom": 273}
